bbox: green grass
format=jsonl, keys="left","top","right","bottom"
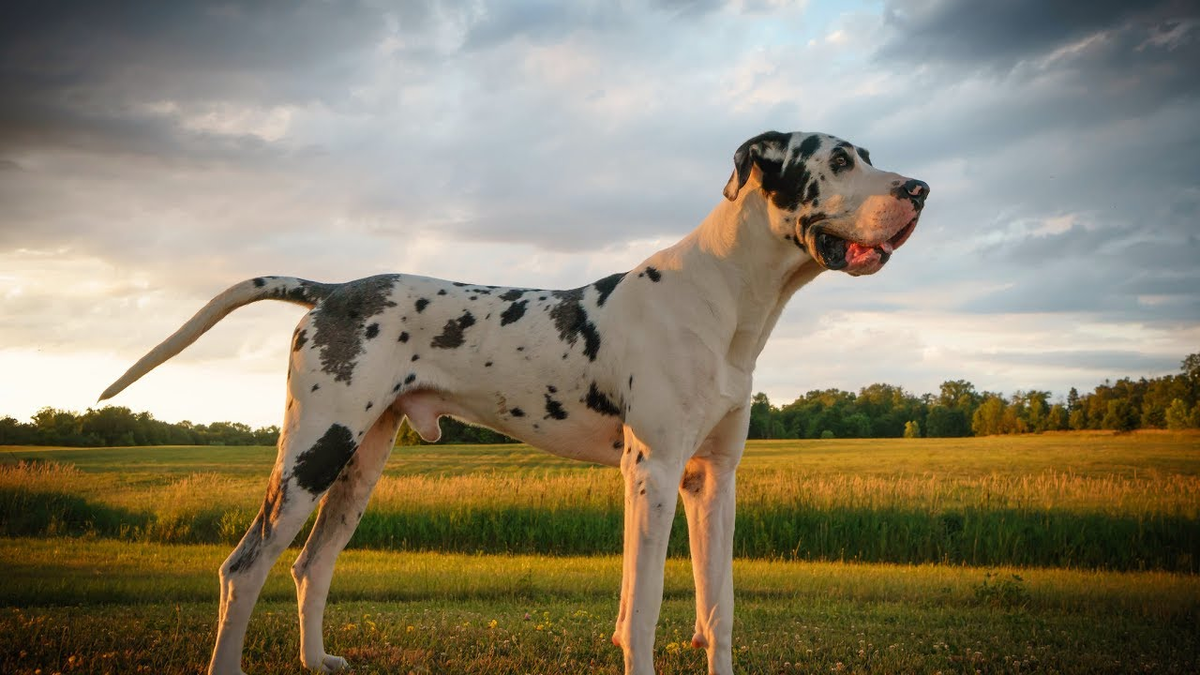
{"left": 1, "top": 537, "right": 1196, "bottom": 675}
{"left": 3, "top": 434, "right": 1199, "bottom": 570}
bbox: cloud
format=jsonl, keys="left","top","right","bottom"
{"left": 0, "top": 1, "right": 1197, "bottom": 426}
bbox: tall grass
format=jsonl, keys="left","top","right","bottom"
{"left": 4, "top": 435, "right": 1198, "bottom": 571}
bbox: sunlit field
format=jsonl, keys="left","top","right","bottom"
{"left": 1, "top": 433, "right": 1198, "bottom": 673}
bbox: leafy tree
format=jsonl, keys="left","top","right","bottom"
{"left": 748, "top": 393, "right": 775, "bottom": 439}
{"left": 971, "top": 396, "right": 1006, "bottom": 436}
{"left": 903, "top": 420, "right": 921, "bottom": 438}
{"left": 926, "top": 406, "right": 970, "bottom": 437}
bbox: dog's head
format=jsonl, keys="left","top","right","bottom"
{"left": 724, "top": 131, "right": 928, "bottom": 276}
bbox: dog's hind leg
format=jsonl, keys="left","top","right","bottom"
{"left": 208, "top": 407, "right": 370, "bottom": 675}
{"left": 291, "top": 406, "right": 402, "bottom": 673}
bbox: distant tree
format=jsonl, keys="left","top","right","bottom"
{"left": 748, "top": 393, "right": 775, "bottom": 439}
{"left": 1046, "top": 403, "right": 1068, "bottom": 431}
{"left": 972, "top": 396, "right": 1006, "bottom": 436}
{"left": 1165, "top": 398, "right": 1200, "bottom": 430}
{"left": 1068, "top": 407, "right": 1087, "bottom": 431}
{"left": 926, "top": 406, "right": 970, "bottom": 437}
{"left": 903, "top": 420, "right": 921, "bottom": 438}
{"left": 1101, "top": 399, "right": 1138, "bottom": 432}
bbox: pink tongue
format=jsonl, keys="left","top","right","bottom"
{"left": 845, "top": 241, "right": 895, "bottom": 267}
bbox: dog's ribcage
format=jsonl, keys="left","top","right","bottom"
{"left": 291, "top": 272, "right": 632, "bottom": 465}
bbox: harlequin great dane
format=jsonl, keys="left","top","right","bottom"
{"left": 100, "top": 130, "right": 928, "bottom": 675}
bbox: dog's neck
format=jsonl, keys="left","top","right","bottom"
{"left": 646, "top": 187, "right": 824, "bottom": 371}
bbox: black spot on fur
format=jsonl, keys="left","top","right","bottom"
{"left": 499, "top": 289, "right": 526, "bottom": 302}
{"left": 592, "top": 272, "right": 626, "bottom": 306}
{"left": 292, "top": 424, "right": 356, "bottom": 494}
{"left": 452, "top": 282, "right": 468, "bottom": 287}
{"left": 365, "top": 323, "right": 379, "bottom": 339}
{"left": 643, "top": 266, "right": 661, "bottom": 282}
{"left": 805, "top": 180, "right": 820, "bottom": 204}
{"left": 411, "top": 354, "right": 420, "bottom": 361}
{"left": 415, "top": 298, "right": 430, "bottom": 313}
{"left": 432, "top": 311, "right": 477, "bottom": 349}
{"left": 393, "top": 383, "right": 401, "bottom": 392}
{"left": 293, "top": 329, "right": 308, "bottom": 352}
{"left": 636, "top": 451, "right": 644, "bottom": 464}
{"left": 404, "top": 373, "right": 416, "bottom": 385}
{"left": 510, "top": 407, "right": 526, "bottom": 417}
{"left": 547, "top": 385, "right": 557, "bottom": 393}
{"left": 309, "top": 275, "right": 398, "bottom": 383}
{"left": 549, "top": 288, "right": 602, "bottom": 361}
{"left": 628, "top": 375, "right": 633, "bottom": 388}
{"left": 585, "top": 382, "right": 621, "bottom": 417}
{"left": 398, "top": 331, "right": 409, "bottom": 343}
{"left": 856, "top": 146, "right": 872, "bottom": 166}
{"left": 796, "top": 134, "right": 821, "bottom": 161}
{"left": 485, "top": 361, "right": 493, "bottom": 367}
{"left": 681, "top": 471, "right": 704, "bottom": 494}
{"left": 253, "top": 277, "right": 266, "bottom": 288}
{"left": 613, "top": 440, "right": 623, "bottom": 449}
{"left": 311, "top": 384, "right": 320, "bottom": 392}
{"left": 500, "top": 300, "right": 528, "bottom": 326}
{"left": 437, "top": 289, "right": 447, "bottom": 295}
{"left": 365, "top": 401, "right": 373, "bottom": 411}
{"left": 544, "top": 395, "right": 568, "bottom": 420}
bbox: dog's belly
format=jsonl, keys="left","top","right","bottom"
{"left": 397, "top": 387, "right": 625, "bottom": 467}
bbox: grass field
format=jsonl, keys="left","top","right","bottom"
{"left": 1, "top": 433, "right": 1198, "bottom": 673}
{"left": 3, "top": 433, "right": 1198, "bottom": 570}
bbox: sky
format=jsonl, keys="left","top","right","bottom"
{"left": 1, "top": 0, "right": 1198, "bottom": 427}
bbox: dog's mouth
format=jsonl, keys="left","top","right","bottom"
{"left": 810, "top": 218, "right": 918, "bottom": 276}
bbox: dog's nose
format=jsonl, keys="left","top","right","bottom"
{"left": 901, "top": 179, "right": 929, "bottom": 205}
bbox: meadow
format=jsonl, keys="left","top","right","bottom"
{"left": 1, "top": 433, "right": 1198, "bottom": 673}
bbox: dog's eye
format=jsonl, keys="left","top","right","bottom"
{"left": 832, "top": 154, "right": 848, "bottom": 167}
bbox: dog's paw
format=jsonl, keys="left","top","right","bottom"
{"left": 304, "top": 653, "right": 348, "bottom": 673}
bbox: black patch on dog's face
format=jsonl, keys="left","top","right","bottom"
{"left": 549, "top": 288, "right": 602, "bottom": 361}
{"left": 544, "top": 395, "right": 568, "bottom": 420}
{"left": 585, "top": 382, "right": 621, "bottom": 417}
{"left": 292, "top": 424, "right": 357, "bottom": 494}
{"left": 510, "top": 407, "right": 526, "bottom": 417}
{"left": 293, "top": 329, "right": 308, "bottom": 352}
{"left": 437, "top": 289, "right": 447, "bottom": 296}
{"left": 644, "top": 266, "right": 661, "bottom": 282}
{"left": 759, "top": 135, "right": 821, "bottom": 211}
{"left": 398, "top": 331, "right": 409, "bottom": 343}
{"left": 404, "top": 373, "right": 416, "bottom": 385}
{"left": 499, "top": 289, "right": 526, "bottom": 302}
{"left": 365, "top": 323, "right": 379, "bottom": 339}
{"left": 310, "top": 275, "right": 398, "bottom": 384}
{"left": 500, "top": 300, "right": 528, "bottom": 326}
{"left": 253, "top": 277, "right": 266, "bottom": 288}
{"left": 415, "top": 298, "right": 430, "bottom": 313}
{"left": 856, "top": 147, "right": 872, "bottom": 165}
{"left": 592, "top": 272, "right": 625, "bottom": 306}
{"left": 431, "top": 311, "right": 476, "bottom": 349}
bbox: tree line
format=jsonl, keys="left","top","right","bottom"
{"left": 2, "top": 354, "right": 1197, "bottom": 447}
{"left": 749, "top": 353, "right": 1200, "bottom": 439}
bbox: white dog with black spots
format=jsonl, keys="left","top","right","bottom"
{"left": 101, "top": 130, "right": 929, "bottom": 675}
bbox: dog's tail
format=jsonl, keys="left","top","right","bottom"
{"left": 98, "top": 276, "right": 335, "bottom": 402}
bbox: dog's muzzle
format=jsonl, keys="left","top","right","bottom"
{"left": 807, "top": 179, "right": 928, "bottom": 275}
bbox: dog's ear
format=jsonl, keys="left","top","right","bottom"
{"left": 723, "top": 131, "right": 791, "bottom": 201}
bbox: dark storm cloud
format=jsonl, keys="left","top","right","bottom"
{"left": 878, "top": 0, "right": 1196, "bottom": 69}
{"left": 0, "top": 0, "right": 396, "bottom": 155}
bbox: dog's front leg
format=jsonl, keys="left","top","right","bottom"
{"left": 679, "top": 406, "right": 748, "bottom": 675}
{"left": 613, "top": 424, "right": 688, "bottom": 675}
